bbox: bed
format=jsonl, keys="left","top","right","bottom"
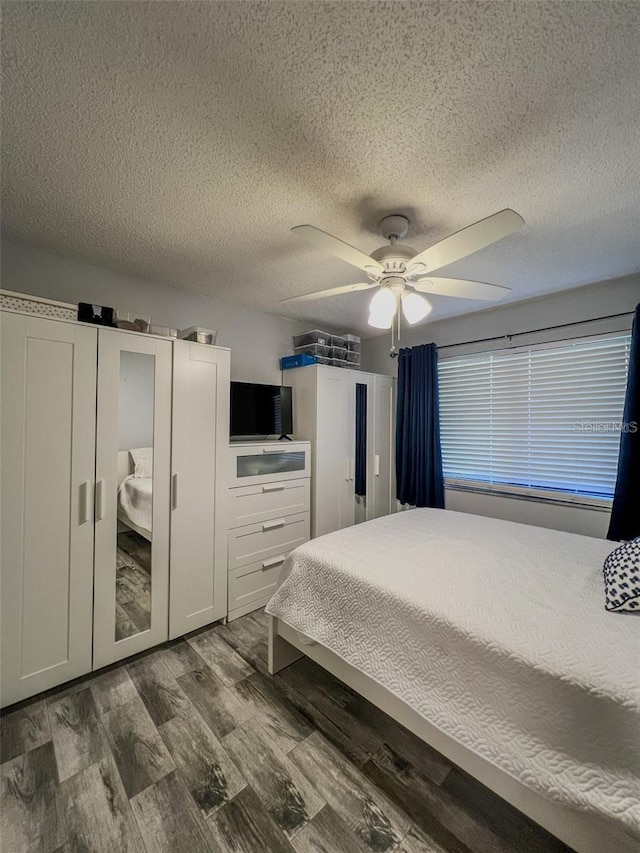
{"left": 117, "top": 449, "right": 153, "bottom": 541}
{"left": 266, "top": 508, "right": 640, "bottom": 853}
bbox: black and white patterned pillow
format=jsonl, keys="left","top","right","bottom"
{"left": 603, "top": 538, "right": 640, "bottom": 612}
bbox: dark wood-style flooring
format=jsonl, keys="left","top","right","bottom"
{"left": 116, "top": 530, "right": 152, "bottom": 641}
{"left": 0, "top": 609, "right": 574, "bottom": 853}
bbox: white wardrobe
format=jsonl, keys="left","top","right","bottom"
{"left": 287, "top": 364, "right": 396, "bottom": 538}
{"left": 0, "top": 311, "right": 230, "bottom": 706}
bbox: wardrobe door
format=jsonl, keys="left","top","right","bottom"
{"left": 170, "top": 341, "right": 230, "bottom": 638}
{"left": 315, "top": 368, "right": 353, "bottom": 536}
{"left": 1, "top": 313, "right": 97, "bottom": 706}
{"left": 350, "top": 371, "right": 375, "bottom": 524}
{"left": 372, "top": 374, "right": 396, "bottom": 519}
{"left": 93, "top": 330, "right": 172, "bottom": 668}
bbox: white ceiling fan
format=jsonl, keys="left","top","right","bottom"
{"left": 282, "top": 209, "right": 525, "bottom": 329}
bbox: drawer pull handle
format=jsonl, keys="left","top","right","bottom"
{"left": 263, "top": 555, "right": 286, "bottom": 569}
{"left": 262, "top": 519, "right": 286, "bottom": 531}
{"left": 263, "top": 483, "right": 286, "bottom": 492}
{"left": 263, "top": 448, "right": 288, "bottom": 454}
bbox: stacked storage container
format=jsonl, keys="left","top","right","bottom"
{"left": 292, "top": 330, "right": 332, "bottom": 365}
{"left": 282, "top": 330, "right": 361, "bottom": 370}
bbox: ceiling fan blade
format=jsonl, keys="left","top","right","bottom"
{"left": 292, "top": 225, "right": 384, "bottom": 274}
{"left": 406, "top": 209, "right": 524, "bottom": 275}
{"left": 410, "top": 277, "right": 511, "bottom": 301}
{"left": 280, "top": 282, "right": 378, "bottom": 304}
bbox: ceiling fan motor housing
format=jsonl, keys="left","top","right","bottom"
{"left": 370, "top": 242, "right": 417, "bottom": 276}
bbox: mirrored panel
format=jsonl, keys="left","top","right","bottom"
{"left": 115, "top": 351, "right": 155, "bottom": 641}
{"left": 355, "top": 383, "right": 367, "bottom": 524}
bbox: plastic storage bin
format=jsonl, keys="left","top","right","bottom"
{"left": 293, "top": 330, "right": 332, "bottom": 348}
{"left": 150, "top": 324, "right": 178, "bottom": 338}
{"left": 330, "top": 346, "right": 348, "bottom": 361}
{"left": 346, "top": 350, "right": 360, "bottom": 365}
{"left": 343, "top": 334, "right": 361, "bottom": 352}
{"left": 281, "top": 353, "right": 318, "bottom": 370}
{"left": 178, "top": 326, "right": 217, "bottom": 345}
{"left": 331, "top": 334, "right": 346, "bottom": 349}
{"left": 294, "top": 343, "right": 331, "bottom": 359}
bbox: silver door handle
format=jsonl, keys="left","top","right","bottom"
{"left": 95, "top": 479, "right": 106, "bottom": 521}
{"left": 262, "top": 483, "right": 285, "bottom": 492}
{"left": 172, "top": 473, "right": 179, "bottom": 510}
{"left": 374, "top": 454, "right": 380, "bottom": 476}
{"left": 80, "top": 481, "right": 92, "bottom": 524}
{"left": 262, "top": 554, "right": 286, "bottom": 569}
{"left": 262, "top": 518, "right": 286, "bottom": 531}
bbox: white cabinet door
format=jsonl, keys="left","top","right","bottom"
{"left": 372, "top": 374, "right": 396, "bottom": 519}
{"left": 169, "top": 341, "right": 230, "bottom": 638}
{"left": 93, "top": 330, "right": 172, "bottom": 668}
{"left": 1, "top": 313, "right": 97, "bottom": 706}
{"left": 315, "top": 368, "right": 353, "bottom": 536}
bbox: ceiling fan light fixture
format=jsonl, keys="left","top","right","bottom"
{"left": 402, "top": 292, "right": 432, "bottom": 324}
{"left": 368, "top": 311, "right": 393, "bottom": 330}
{"left": 369, "top": 286, "right": 397, "bottom": 315}
{"left": 368, "top": 287, "right": 397, "bottom": 329}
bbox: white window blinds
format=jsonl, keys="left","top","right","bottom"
{"left": 437, "top": 334, "right": 631, "bottom": 504}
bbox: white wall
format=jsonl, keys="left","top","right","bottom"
{"left": 1, "top": 240, "right": 308, "bottom": 384}
{"left": 363, "top": 274, "right": 639, "bottom": 538}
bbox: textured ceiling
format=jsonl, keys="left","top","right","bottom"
{"left": 2, "top": 1, "right": 639, "bottom": 336}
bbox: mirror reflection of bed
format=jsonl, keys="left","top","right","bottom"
{"left": 116, "top": 447, "right": 152, "bottom": 641}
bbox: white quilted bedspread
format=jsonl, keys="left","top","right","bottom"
{"left": 118, "top": 475, "right": 152, "bottom": 535}
{"left": 266, "top": 509, "right": 640, "bottom": 834}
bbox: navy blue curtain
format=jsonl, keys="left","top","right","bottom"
{"left": 396, "top": 343, "right": 445, "bottom": 507}
{"left": 608, "top": 304, "right": 640, "bottom": 541}
{"left": 355, "top": 383, "right": 367, "bottom": 497}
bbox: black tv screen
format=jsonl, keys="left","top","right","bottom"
{"left": 230, "top": 382, "right": 293, "bottom": 438}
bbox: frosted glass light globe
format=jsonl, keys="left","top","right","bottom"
{"left": 402, "top": 292, "right": 432, "bottom": 324}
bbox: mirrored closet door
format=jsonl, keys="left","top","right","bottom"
{"left": 93, "top": 330, "right": 172, "bottom": 668}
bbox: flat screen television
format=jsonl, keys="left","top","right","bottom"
{"left": 230, "top": 382, "right": 293, "bottom": 439}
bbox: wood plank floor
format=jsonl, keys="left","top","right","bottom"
{"left": 116, "top": 531, "right": 152, "bottom": 642}
{"left": 0, "top": 609, "right": 574, "bottom": 853}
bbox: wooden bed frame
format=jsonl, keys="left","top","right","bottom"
{"left": 268, "top": 615, "right": 638, "bottom": 853}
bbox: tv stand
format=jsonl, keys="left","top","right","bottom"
{"left": 278, "top": 434, "right": 293, "bottom": 441}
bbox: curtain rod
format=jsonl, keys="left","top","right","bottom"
{"left": 435, "top": 310, "right": 635, "bottom": 351}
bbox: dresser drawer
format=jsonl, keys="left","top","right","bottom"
{"left": 229, "top": 442, "right": 310, "bottom": 487}
{"left": 228, "top": 512, "right": 310, "bottom": 572}
{"left": 228, "top": 479, "right": 310, "bottom": 529}
{"left": 228, "top": 555, "right": 287, "bottom": 616}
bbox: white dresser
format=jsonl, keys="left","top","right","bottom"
{"left": 227, "top": 441, "right": 311, "bottom": 621}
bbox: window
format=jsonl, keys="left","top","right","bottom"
{"left": 437, "top": 334, "right": 632, "bottom": 506}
